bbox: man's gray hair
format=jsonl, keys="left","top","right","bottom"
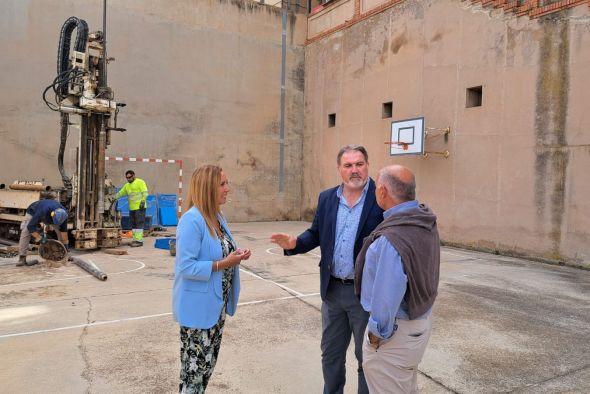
{"left": 378, "top": 167, "right": 416, "bottom": 201}
{"left": 336, "top": 145, "right": 368, "bottom": 165}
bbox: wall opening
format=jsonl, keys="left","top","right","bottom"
{"left": 382, "top": 102, "right": 393, "bottom": 118}
{"left": 466, "top": 86, "right": 483, "bottom": 108}
{"left": 328, "top": 113, "right": 336, "bottom": 127}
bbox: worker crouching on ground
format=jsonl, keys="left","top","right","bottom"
{"left": 17, "top": 199, "right": 69, "bottom": 267}
{"left": 115, "top": 170, "right": 148, "bottom": 247}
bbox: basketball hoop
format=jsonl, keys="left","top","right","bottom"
{"left": 389, "top": 117, "right": 425, "bottom": 156}
{"left": 384, "top": 141, "right": 409, "bottom": 150}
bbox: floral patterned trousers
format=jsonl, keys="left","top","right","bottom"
{"left": 179, "top": 308, "right": 227, "bottom": 394}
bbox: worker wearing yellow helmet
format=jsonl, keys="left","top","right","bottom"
{"left": 115, "top": 170, "right": 148, "bottom": 247}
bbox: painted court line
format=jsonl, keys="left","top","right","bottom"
{"left": 265, "top": 247, "right": 321, "bottom": 258}
{"left": 0, "top": 293, "right": 320, "bottom": 339}
{"left": 240, "top": 267, "right": 304, "bottom": 297}
{"left": 443, "top": 250, "right": 521, "bottom": 264}
{"left": 0, "top": 258, "right": 146, "bottom": 288}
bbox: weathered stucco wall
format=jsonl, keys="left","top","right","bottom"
{"left": 2, "top": 0, "right": 589, "bottom": 266}
{"left": 303, "top": 0, "right": 590, "bottom": 266}
{"left": 0, "top": 0, "right": 306, "bottom": 221}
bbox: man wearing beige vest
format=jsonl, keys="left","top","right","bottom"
{"left": 354, "top": 165, "right": 440, "bottom": 393}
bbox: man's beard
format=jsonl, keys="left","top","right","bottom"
{"left": 346, "top": 176, "right": 367, "bottom": 189}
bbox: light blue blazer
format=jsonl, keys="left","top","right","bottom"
{"left": 172, "top": 206, "right": 241, "bottom": 329}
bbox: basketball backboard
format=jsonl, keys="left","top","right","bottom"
{"left": 389, "top": 117, "right": 425, "bottom": 156}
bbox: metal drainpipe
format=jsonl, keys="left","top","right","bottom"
{"left": 279, "top": 2, "right": 287, "bottom": 192}
{"left": 101, "top": 0, "right": 107, "bottom": 88}
{"left": 97, "top": 116, "right": 106, "bottom": 223}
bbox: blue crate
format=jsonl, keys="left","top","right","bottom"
{"left": 116, "top": 195, "right": 129, "bottom": 215}
{"left": 157, "top": 193, "right": 177, "bottom": 208}
{"left": 159, "top": 207, "right": 178, "bottom": 226}
{"left": 155, "top": 238, "right": 175, "bottom": 250}
{"left": 157, "top": 194, "right": 178, "bottom": 226}
{"left": 146, "top": 195, "right": 158, "bottom": 225}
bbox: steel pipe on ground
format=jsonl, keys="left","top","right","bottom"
{"left": 71, "top": 257, "right": 108, "bottom": 281}
{"left": 9, "top": 184, "right": 51, "bottom": 191}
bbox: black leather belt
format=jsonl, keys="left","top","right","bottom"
{"left": 330, "top": 275, "right": 354, "bottom": 285}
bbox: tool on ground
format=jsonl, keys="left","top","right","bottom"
{"left": 39, "top": 239, "right": 68, "bottom": 261}
{"left": 71, "top": 257, "right": 108, "bottom": 281}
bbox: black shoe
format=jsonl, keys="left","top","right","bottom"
{"left": 130, "top": 241, "right": 143, "bottom": 247}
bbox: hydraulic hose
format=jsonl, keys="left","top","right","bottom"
{"left": 58, "top": 113, "right": 72, "bottom": 201}
{"left": 57, "top": 17, "right": 88, "bottom": 98}
{"left": 56, "top": 16, "right": 87, "bottom": 203}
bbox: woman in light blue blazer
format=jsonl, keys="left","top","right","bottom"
{"left": 173, "top": 165, "right": 251, "bottom": 393}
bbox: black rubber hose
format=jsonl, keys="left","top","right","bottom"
{"left": 55, "top": 16, "right": 87, "bottom": 206}
{"left": 75, "top": 19, "right": 88, "bottom": 52}
{"left": 57, "top": 17, "right": 88, "bottom": 98}
{"left": 58, "top": 113, "right": 73, "bottom": 205}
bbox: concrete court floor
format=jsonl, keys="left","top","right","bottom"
{"left": 0, "top": 221, "right": 589, "bottom": 394}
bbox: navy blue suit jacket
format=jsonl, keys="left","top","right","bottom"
{"left": 287, "top": 179, "right": 384, "bottom": 300}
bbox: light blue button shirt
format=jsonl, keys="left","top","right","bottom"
{"left": 332, "top": 180, "right": 370, "bottom": 279}
{"left": 360, "top": 200, "right": 431, "bottom": 339}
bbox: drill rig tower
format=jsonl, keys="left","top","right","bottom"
{"left": 44, "top": 11, "right": 125, "bottom": 249}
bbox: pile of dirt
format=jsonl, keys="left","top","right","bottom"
{"left": 39, "top": 240, "right": 67, "bottom": 261}
{"left": 40, "top": 259, "right": 68, "bottom": 268}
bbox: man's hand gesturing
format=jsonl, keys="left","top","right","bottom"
{"left": 270, "top": 233, "right": 297, "bottom": 250}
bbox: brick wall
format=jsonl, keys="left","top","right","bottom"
{"left": 469, "top": 0, "right": 589, "bottom": 18}
{"left": 307, "top": 0, "right": 590, "bottom": 43}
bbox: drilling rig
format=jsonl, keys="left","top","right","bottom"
{"left": 0, "top": 5, "right": 125, "bottom": 250}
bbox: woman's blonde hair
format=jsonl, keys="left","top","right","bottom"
{"left": 185, "top": 165, "right": 223, "bottom": 237}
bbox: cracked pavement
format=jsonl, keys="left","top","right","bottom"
{"left": 0, "top": 221, "right": 589, "bottom": 393}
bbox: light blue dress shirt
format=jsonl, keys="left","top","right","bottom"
{"left": 332, "top": 180, "right": 370, "bottom": 279}
{"left": 360, "top": 200, "right": 431, "bottom": 339}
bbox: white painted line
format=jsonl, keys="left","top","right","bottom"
{"left": 442, "top": 251, "right": 473, "bottom": 258}
{"left": 442, "top": 250, "right": 486, "bottom": 262}
{"left": 0, "top": 258, "right": 145, "bottom": 288}
{"left": 240, "top": 268, "right": 303, "bottom": 297}
{"left": 0, "top": 293, "right": 320, "bottom": 339}
{"left": 238, "top": 292, "right": 319, "bottom": 306}
{"left": 265, "top": 247, "right": 321, "bottom": 258}
{"left": 0, "top": 312, "right": 171, "bottom": 339}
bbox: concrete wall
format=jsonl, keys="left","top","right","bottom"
{"left": 2, "top": 0, "right": 589, "bottom": 266}
{"left": 0, "top": 0, "right": 306, "bottom": 221}
{"left": 303, "top": 0, "right": 590, "bottom": 266}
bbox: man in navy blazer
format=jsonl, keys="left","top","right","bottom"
{"left": 271, "top": 145, "right": 383, "bottom": 394}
